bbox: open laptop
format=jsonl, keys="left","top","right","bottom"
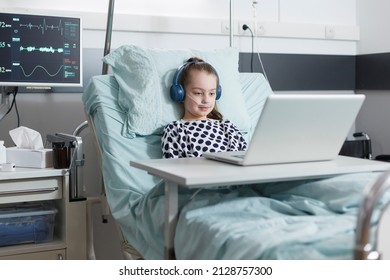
{"left": 203, "top": 94, "right": 365, "bottom": 166}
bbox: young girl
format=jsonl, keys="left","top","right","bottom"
{"left": 162, "top": 57, "right": 247, "bottom": 159}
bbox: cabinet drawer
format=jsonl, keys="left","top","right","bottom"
{"left": 0, "top": 177, "right": 62, "bottom": 203}
{"left": 0, "top": 249, "right": 66, "bottom": 260}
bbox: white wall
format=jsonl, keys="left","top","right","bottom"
{"left": 355, "top": 0, "right": 390, "bottom": 157}
{"left": 356, "top": 0, "right": 390, "bottom": 54}
{"left": 1, "top": 0, "right": 358, "bottom": 54}
{"left": 0, "top": 0, "right": 360, "bottom": 260}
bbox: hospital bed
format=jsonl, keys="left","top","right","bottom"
{"left": 78, "top": 0, "right": 390, "bottom": 260}
{"left": 81, "top": 43, "right": 390, "bottom": 259}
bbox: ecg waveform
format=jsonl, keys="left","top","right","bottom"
{"left": 19, "top": 18, "right": 64, "bottom": 35}
{"left": 18, "top": 64, "right": 64, "bottom": 78}
{"left": 20, "top": 46, "right": 64, "bottom": 53}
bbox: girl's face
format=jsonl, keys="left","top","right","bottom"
{"left": 182, "top": 70, "right": 217, "bottom": 120}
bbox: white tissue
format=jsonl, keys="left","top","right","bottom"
{"left": 9, "top": 126, "right": 44, "bottom": 150}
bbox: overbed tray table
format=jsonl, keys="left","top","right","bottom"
{"left": 130, "top": 155, "right": 390, "bottom": 259}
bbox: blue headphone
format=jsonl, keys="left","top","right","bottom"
{"left": 170, "top": 61, "right": 222, "bottom": 102}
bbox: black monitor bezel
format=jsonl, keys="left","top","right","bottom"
{"left": 0, "top": 11, "right": 83, "bottom": 88}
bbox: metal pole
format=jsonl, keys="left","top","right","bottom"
{"left": 73, "top": 120, "right": 89, "bottom": 136}
{"left": 229, "top": 0, "right": 234, "bottom": 47}
{"left": 102, "top": 0, "right": 116, "bottom": 75}
{"left": 354, "top": 169, "right": 390, "bottom": 259}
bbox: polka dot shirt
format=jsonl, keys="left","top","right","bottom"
{"left": 161, "top": 119, "right": 247, "bottom": 159}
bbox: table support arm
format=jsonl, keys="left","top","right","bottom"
{"left": 164, "top": 181, "right": 178, "bottom": 260}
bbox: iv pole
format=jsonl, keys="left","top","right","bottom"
{"left": 102, "top": 0, "right": 116, "bottom": 75}
{"left": 74, "top": 0, "right": 115, "bottom": 136}
{"left": 229, "top": 0, "right": 234, "bottom": 47}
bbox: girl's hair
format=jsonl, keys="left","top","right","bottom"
{"left": 178, "top": 57, "right": 223, "bottom": 121}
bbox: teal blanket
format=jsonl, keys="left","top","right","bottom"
{"left": 175, "top": 173, "right": 387, "bottom": 259}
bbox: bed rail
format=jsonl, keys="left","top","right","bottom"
{"left": 354, "top": 168, "right": 390, "bottom": 259}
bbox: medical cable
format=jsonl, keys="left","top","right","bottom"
{"left": 3, "top": 87, "right": 20, "bottom": 127}
{"left": 251, "top": 0, "right": 271, "bottom": 85}
{"left": 186, "top": 92, "right": 216, "bottom": 107}
{"left": 242, "top": 24, "right": 255, "bottom": 72}
{"left": 14, "top": 93, "right": 20, "bottom": 127}
{"left": 256, "top": 53, "right": 270, "bottom": 84}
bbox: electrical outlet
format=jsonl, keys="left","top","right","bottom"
{"left": 221, "top": 21, "right": 230, "bottom": 34}
{"left": 239, "top": 21, "right": 255, "bottom": 35}
{"left": 256, "top": 24, "right": 266, "bottom": 36}
{"left": 325, "top": 26, "right": 336, "bottom": 39}
{"left": 238, "top": 21, "right": 266, "bottom": 36}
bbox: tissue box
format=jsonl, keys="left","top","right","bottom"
{"left": 6, "top": 147, "right": 53, "bottom": 168}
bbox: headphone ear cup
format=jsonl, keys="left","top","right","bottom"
{"left": 216, "top": 85, "right": 222, "bottom": 100}
{"left": 170, "top": 84, "right": 185, "bottom": 102}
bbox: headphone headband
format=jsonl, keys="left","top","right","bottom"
{"left": 170, "top": 61, "right": 222, "bottom": 102}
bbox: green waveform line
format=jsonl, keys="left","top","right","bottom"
{"left": 19, "top": 18, "right": 64, "bottom": 36}
{"left": 19, "top": 64, "right": 64, "bottom": 78}
{"left": 20, "top": 46, "right": 64, "bottom": 53}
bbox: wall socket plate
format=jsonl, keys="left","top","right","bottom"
{"left": 221, "top": 20, "right": 231, "bottom": 34}
{"left": 325, "top": 26, "right": 336, "bottom": 39}
{"left": 238, "top": 21, "right": 266, "bottom": 36}
{"left": 239, "top": 21, "right": 256, "bottom": 35}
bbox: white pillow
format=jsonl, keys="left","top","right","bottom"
{"left": 103, "top": 45, "right": 251, "bottom": 138}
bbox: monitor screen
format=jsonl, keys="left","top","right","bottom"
{"left": 0, "top": 12, "right": 82, "bottom": 87}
